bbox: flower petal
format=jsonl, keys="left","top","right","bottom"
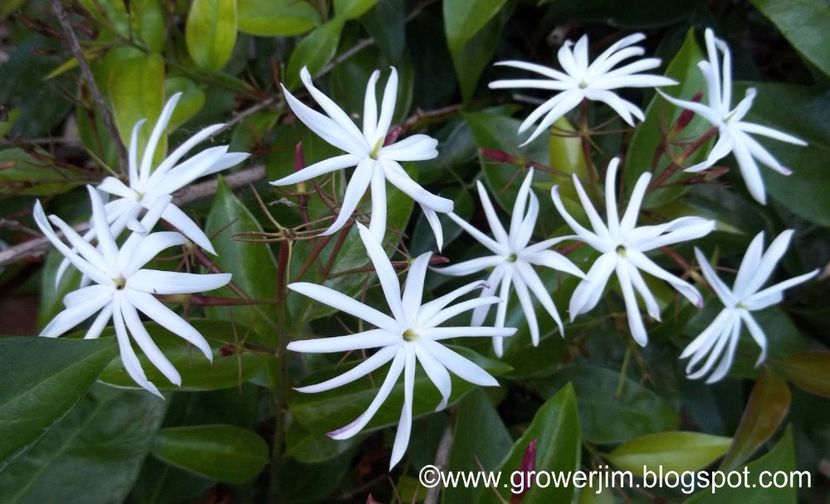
{"left": 289, "top": 282, "right": 398, "bottom": 332}
{"left": 512, "top": 271, "right": 540, "bottom": 346}
{"left": 737, "top": 229, "right": 793, "bottom": 298}
{"left": 446, "top": 212, "right": 504, "bottom": 255}
{"left": 124, "top": 289, "right": 213, "bottom": 360}
{"left": 111, "top": 296, "right": 162, "bottom": 397}
{"left": 389, "top": 346, "right": 415, "bottom": 469}
{"left": 40, "top": 293, "right": 111, "bottom": 338}
{"left": 160, "top": 203, "right": 216, "bottom": 254}
{"left": 294, "top": 345, "right": 398, "bottom": 393}
{"left": 357, "top": 223, "right": 406, "bottom": 322}
{"left": 270, "top": 153, "right": 360, "bottom": 186}
{"left": 434, "top": 255, "right": 503, "bottom": 277}
{"left": 382, "top": 160, "right": 453, "bottom": 213}
{"left": 694, "top": 248, "right": 737, "bottom": 307}
{"left": 626, "top": 249, "right": 702, "bottom": 307}
{"left": 128, "top": 270, "right": 231, "bottom": 295}
{"left": 569, "top": 252, "right": 617, "bottom": 319}
{"left": 516, "top": 262, "right": 565, "bottom": 336}
{"left": 287, "top": 328, "right": 397, "bottom": 353}
{"left": 379, "top": 134, "right": 438, "bottom": 162}
{"left": 401, "top": 252, "right": 431, "bottom": 322}
{"left": 616, "top": 260, "right": 649, "bottom": 346}
{"left": 321, "top": 158, "right": 374, "bottom": 236}
{"left": 368, "top": 165, "right": 387, "bottom": 242}
{"left": 414, "top": 344, "right": 451, "bottom": 411}
{"left": 419, "top": 339, "right": 498, "bottom": 386}
{"left": 121, "top": 299, "right": 181, "bottom": 386}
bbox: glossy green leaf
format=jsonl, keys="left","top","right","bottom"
{"left": 751, "top": 0, "right": 830, "bottom": 78}
{"left": 97, "top": 319, "right": 269, "bottom": 391}
{"left": 285, "top": 421, "right": 359, "bottom": 464}
{"left": 334, "top": 0, "right": 377, "bottom": 19}
{"left": 607, "top": 432, "right": 732, "bottom": 476}
{"left": 0, "top": 385, "right": 166, "bottom": 503}
{"left": 0, "top": 148, "right": 86, "bottom": 196}
{"left": 537, "top": 0, "right": 701, "bottom": 28}
{"left": 720, "top": 370, "right": 791, "bottom": 470}
{"left": 0, "top": 337, "right": 116, "bottom": 468}
{"left": 284, "top": 19, "right": 345, "bottom": 90}
{"left": 685, "top": 429, "right": 797, "bottom": 503}
{"left": 186, "top": 0, "right": 238, "bottom": 71}
{"left": 482, "top": 384, "right": 581, "bottom": 504}
{"left": 152, "top": 424, "right": 268, "bottom": 484}
{"left": 444, "top": 0, "right": 509, "bottom": 100}
{"left": 237, "top": 0, "right": 321, "bottom": 36}
{"left": 107, "top": 52, "right": 165, "bottom": 150}
{"left": 290, "top": 346, "right": 511, "bottom": 435}
{"left": 361, "top": 0, "right": 405, "bottom": 61}
{"left": 626, "top": 29, "right": 709, "bottom": 208}
{"left": 77, "top": 0, "right": 165, "bottom": 52}
{"left": 738, "top": 82, "right": 830, "bottom": 226}
{"left": 443, "top": 389, "right": 512, "bottom": 503}
{"left": 205, "top": 178, "right": 279, "bottom": 345}
{"left": 543, "top": 365, "right": 679, "bottom": 444}
{"left": 771, "top": 350, "right": 830, "bottom": 398}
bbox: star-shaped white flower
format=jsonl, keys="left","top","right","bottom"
{"left": 658, "top": 29, "right": 806, "bottom": 204}
{"left": 551, "top": 158, "right": 716, "bottom": 345}
{"left": 271, "top": 67, "right": 453, "bottom": 248}
{"left": 489, "top": 33, "right": 676, "bottom": 146}
{"left": 684, "top": 230, "right": 818, "bottom": 383}
{"left": 35, "top": 186, "right": 231, "bottom": 397}
{"left": 286, "top": 224, "right": 515, "bottom": 468}
{"left": 435, "top": 169, "right": 584, "bottom": 356}
{"left": 57, "top": 93, "right": 248, "bottom": 284}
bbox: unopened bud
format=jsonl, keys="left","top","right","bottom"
{"left": 675, "top": 91, "right": 704, "bottom": 131}
{"left": 294, "top": 141, "right": 305, "bottom": 171}
{"left": 428, "top": 255, "right": 450, "bottom": 266}
{"left": 480, "top": 148, "right": 518, "bottom": 164}
{"left": 384, "top": 125, "right": 404, "bottom": 146}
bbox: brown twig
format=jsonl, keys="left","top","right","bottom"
{"left": 0, "top": 164, "right": 266, "bottom": 267}
{"left": 50, "top": 0, "right": 128, "bottom": 172}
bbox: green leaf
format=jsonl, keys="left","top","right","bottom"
{"left": 107, "top": 52, "right": 165, "bottom": 150}
{"left": 290, "top": 347, "right": 511, "bottom": 435}
{"left": 0, "top": 337, "right": 116, "bottom": 468}
{"left": 737, "top": 82, "right": 830, "bottom": 226}
{"left": 443, "top": 389, "right": 512, "bottom": 503}
{"left": 685, "top": 428, "right": 797, "bottom": 503}
{"left": 361, "top": 0, "right": 405, "bottom": 61}
{"left": 77, "top": 0, "right": 165, "bottom": 52}
{"left": 334, "top": 0, "right": 377, "bottom": 19}
{"left": 0, "top": 385, "right": 167, "bottom": 503}
{"left": 97, "top": 319, "right": 269, "bottom": 391}
{"left": 543, "top": 365, "right": 679, "bottom": 444}
{"left": 607, "top": 432, "right": 732, "bottom": 476}
{"left": 482, "top": 384, "right": 581, "bottom": 504}
{"left": 164, "top": 77, "right": 206, "bottom": 130}
{"left": 205, "top": 178, "right": 279, "bottom": 345}
{"left": 625, "top": 29, "right": 709, "bottom": 209}
{"left": 750, "top": 0, "right": 830, "bottom": 78}
{"left": 284, "top": 19, "right": 345, "bottom": 90}
{"left": 536, "top": 0, "right": 701, "bottom": 29}
{"left": 0, "top": 148, "right": 86, "bottom": 196}
{"left": 771, "top": 350, "right": 830, "bottom": 398}
{"left": 151, "top": 424, "right": 268, "bottom": 484}
{"left": 237, "top": 0, "right": 321, "bottom": 36}
{"left": 720, "top": 370, "right": 791, "bottom": 470}
{"left": 186, "top": 0, "right": 238, "bottom": 71}
{"left": 443, "top": 0, "right": 509, "bottom": 100}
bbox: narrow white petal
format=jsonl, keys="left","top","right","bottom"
{"left": 422, "top": 206, "right": 445, "bottom": 252}
{"left": 40, "top": 293, "right": 111, "bottom": 338}
{"left": 516, "top": 262, "right": 565, "bottom": 336}
{"left": 514, "top": 192, "right": 540, "bottom": 249}
{"left": 295, "top": 345, "right": 398, "bottom": 393}
{"left": 146, "top": 123, "right": 226, "bottom": 188}
{"left": 521, "top": 91, "right": 584, "bottom": 147}
{"left": 626, "top": 261, "right": 661, "bottom": 321}
{"left": 375, "top": 67, "right": 398, "bottom": 140}
{"left": 704, "top": 317, "right": 742, "bottom": 383}
{"left": 98, "top": 177, "right": 134, "bottom": 199}
{"left": 417, "top": 280, "right": 487, "bottom": 325}
{"left": 732, "top": 134, "right": 767, "bottom": 204}
{"left": 368, "top": 165, "right": 387, "bottom": 242}
{"left": 475, "top": 180, "right": 510, "bottom": 246}
{"left": 357, "top": 223, "right": 406, "bottom": 322}
{"left": 422, "top": 325, "right": 516, "bottom": 340}
{"left": 281, "top": 84, "right": 367, "bottom": 154}
{"left": 63, "top": 284, "right": 110, "bottom": 308}
{"left": 378, "top": 134, "right": 438, "bottom": 162}
{"left": 616, "top": 261, "right": 649, "bottom": 346}
{"left": 362, "top": 70, "right": 380, "bottom": 141}
{"left": 111, "top": 296, "right": 162, "bottom": 397}
{"left": 470, "top": 267, "right": 504, "bottom": 327}
{"left": 572, "top": 173, "right": 612, "bottom": 240}
{"left": 270, "top": 154, "right": 360, "bottom": 186}
{"left": 329, "top": 350, "right": 405, "bottom": 439}
{"left": 382, "top": 160, "right": 453, "bottom": 213}
{"left": 656, "top": 90, "right": 721, "bottom": 125}
{"left": 549, "top": 186, "right": 605, "bottom": 251}
{"left": 128, "top": 270, "right": 231, "bottom": 294}
{"left": 739, "top": 310, "right": 768, "bottom": 366}
{"left": 419, "top": 339, "right": 498, "bottom": 386}
{"left": 569, "top": 252, "right": 617, "bottom": 318}
{"left": 737, "top": 121, "right": 806, "bottom": 146}
{"left": 492, "top": 60, "right": 571, "bottom": 81}
{"left": 124, "top": 289, "right": 213, "bottom": 360}
{"left": 320, "top": 159, "right": 374, "bottom": 236}
{"left": 680, "top": 309, "right": 734, "bottom": 360}
{"left": 127, "top": 119, "right": 145, "bottom": 185}
{"left": 685, "top": 133, "right": 733, "bottom": 173}
{"left": 620, "top": 171, "right": 651, "bottom": 233}
{"left": 634, "top": 218, "right": 715, "bottom": 252}
{"left": 736, "top": 131, "right": 792, "bottom": 175}
{"left": 512, "top": 272, "right": 540, "bottom": 346}
{"left": 414, "top": 344, "right": 452, "bottom": 411}
{"left": 426, "top": 296, "right": 502, "bottom": 328}
{"left": 140, "top": 94, "right": 181, "bottom": 186}
{"left": 289, "top": 282, "right": 398, "bottom": 332}
{"left": 738, "top": 229, "right": 793, "bottom": 298}
{"left": 160, "top": 203, "right": 216, "bottom": 254}
{"left": 122, "top": 232, "right": 187, "bottom": 276}
{"left": 488, "top": 79, "right": 571, "bottom": 91}
{"left": 694, "top": 248, "right": 737, "bottom": 307}
{"left": 287, "top": 329, "right": 397, "bottom": 354}
{"left": 522, "top": 249, "right": 584, "bottom": 279}
{"left": 446, "top": 212, "right": 505, "bottom": 255}
{"left": 509, "top": 170, "right": 534, "bottom": 241}
{"left": 389, "top": 347, "right": 415, "bottom": 469}
{"left": 434, "top": 255, "right": 503, "bottom": 277}
{"left": 299, "top": 67, "right": 367, "bottom": 145}
{"left": 626, "top": 250, "right": 702, "bottom": 307}
{"left": 732, "top": 231, "right": 765, "bottom": 298}
{"left": 84, "top": 304, "right": 113, "bottom": 339}
{"left": 121, "top": 300, "right": 181, "bottom": 386}
{"left": 744, "top": 269, "right": 818, "bottom": 310}
{"left": 401, "top": 252, "right": 431, "bottom": 322}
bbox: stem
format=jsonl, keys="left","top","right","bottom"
{"left": 649, "top": 127, "right": 718, "bottom": 190}
{"left": 51, "top": 0, "right": 129, "bottom": 172}
{"left": 269, "top": 240, "right": 291, "bottom": 501}
{"left": 579, "top": 100, "right": 598, "bottom": 183}
{"left": 616, "top": 344, "right": 631, "bottom": 399}
{"left": 424, "top": 414, "right": 455, "bottom": 504}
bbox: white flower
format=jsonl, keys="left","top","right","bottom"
{"left": 270, "top": 67, "right": 453, "bottom": 248}
{"left": 551, "top": 158, "right": 715, "bottom": 345}
{"left": 684, "top": 230, "right": 818, "bottom": 383}
{"left": 489, "top": 33, "right": 676, "bottom": 146}
{"left": 57, "top": 93, "right": 249, "bottom": 284}
{"left": 35, "top": 186, "right": 232, "bottom": 397}
{"left": 657, "top": 29, "right": 806, "bottom": 204}
{"left": 286, "top": 224, "right": 515, "bottom": 468}
{"left": 435, "top": 169, "right": 584, "bottom": 356}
